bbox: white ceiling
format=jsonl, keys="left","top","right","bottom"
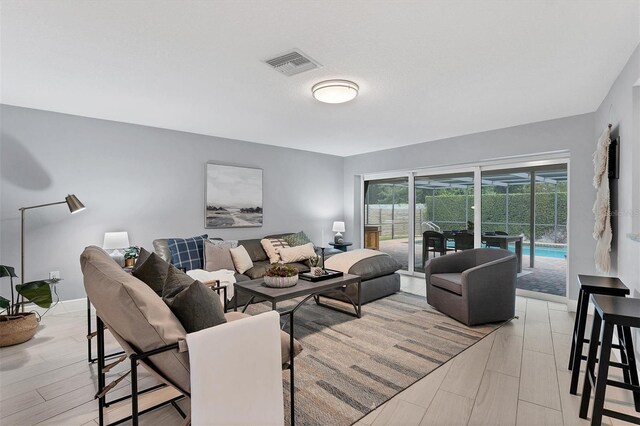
{"left": 1, "top": 1, "right": 639, "bottom": 157}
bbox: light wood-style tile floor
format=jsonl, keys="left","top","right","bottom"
{"left": 1, "top": 288, "right": 638, "bottom": 425}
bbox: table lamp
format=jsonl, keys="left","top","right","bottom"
{"left": 332, "top": 221, "right": 345, "bottom": 244}
{"left": 103, "top": 232, "right": 130, "bottom": 267}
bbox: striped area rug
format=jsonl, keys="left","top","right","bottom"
{"left": 246, "top": 291, "right": 503, "bottom": 426}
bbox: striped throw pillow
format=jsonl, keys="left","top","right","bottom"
{"left": 260, "top": 238, "right": 291, "bottom": 264}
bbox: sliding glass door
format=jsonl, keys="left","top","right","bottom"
{"left": 363, "top": 159, "right": 568, "bottom": 299}
{"left": 364, "top": 177, "right": 410, "bottom": 270}
{"left": 481, "top": 165, "right": 567, "bottom": 296}
{"left": 414, "top": 172, "right": 475, "bottom": 272}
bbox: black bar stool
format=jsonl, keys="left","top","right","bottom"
{"left": 579, "top": 295, "right": 640, "bottom": 425}
{"left": 569, "top": 275, "right": 629, "bottom": 394}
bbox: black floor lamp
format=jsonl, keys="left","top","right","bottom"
{"left": 19, "top": 194, "right": 86, "bottom": 288}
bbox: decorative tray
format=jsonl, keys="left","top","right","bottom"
{"left": 299, "top": 269, "right": 344, "bottom": 282}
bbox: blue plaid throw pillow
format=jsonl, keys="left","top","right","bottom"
{"left": 167, "top": 234, "right": 208, "bottom": 271}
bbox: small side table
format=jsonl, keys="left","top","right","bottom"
{"left": 329, "top": 242, "right": 353, "bottom": 252}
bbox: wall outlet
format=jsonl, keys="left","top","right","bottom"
{"left": 49, "top": 271, "right": 60, "bottom": 280}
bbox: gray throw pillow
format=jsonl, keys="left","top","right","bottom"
{"left": 203, "top": 241, "right": 236, "bottom": 272}
{"left": 134, "top": 247, "right": 151, "bottom": 268}
{"left": 131, "top": 252, "right": 170, "bottom": 295}
{"left": 162, "top": 266, "right": 227, "bottom": 333}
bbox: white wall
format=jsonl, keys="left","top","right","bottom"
{"left": 343, "top": 113, "right": 595, "bottom": 301}
{"left": 0, "top": 105, "right": 344, "bottom": 300}
{"left": 594, "top": 44, "right": 640, "bottom": 299}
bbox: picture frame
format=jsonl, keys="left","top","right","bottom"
{"left": 205, "top": 163, "right": 263, "bottom": 228}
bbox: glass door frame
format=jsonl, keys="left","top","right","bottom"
{"left": 360, "top": 152, "right": 570, "bottom": 299}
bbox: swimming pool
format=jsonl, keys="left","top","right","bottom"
{"left": 508, "top": 243, "right": 567, "bottom": 259}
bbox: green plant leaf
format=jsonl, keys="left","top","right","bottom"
{"left": 0, "top": 265, "right": 18, "bottom": 278}
{"left": 16, "top": 280, "right": 52, "bottom": 309}
{"left": 0, "top": 296, "right": 10, "bottom": 309}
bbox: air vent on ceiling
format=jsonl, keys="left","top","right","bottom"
{"left": 264, "top": 49, "right": 322, "bottom": 76}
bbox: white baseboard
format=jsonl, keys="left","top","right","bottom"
{"left": 25, "top": 297, "right": 88, "bottom": 317}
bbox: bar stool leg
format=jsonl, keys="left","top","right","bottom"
{"left": 622, "top": 326, "right": 640, "bottom": 411}
{"left": 571, "top": 290, "right": 590, "bottom": 394}
{"left": 569, "top": 289, "right": 585, "bottom": 370}
{"left": 580, "top": 312, "right": 602, "bottom": 418}
{"left": 591, "top": 322, "right": 614, "bottom": 425}
{"left": 617, "top": 325, "right": 632, "bottom": 387}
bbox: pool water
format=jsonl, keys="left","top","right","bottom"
{"left": 508, "top": 243, "right": 567, "bottom": 259}
{"left": 441, "top": 241, "right": 567, "bottom": 258}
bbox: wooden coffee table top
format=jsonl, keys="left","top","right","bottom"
{"left": 234, "top": 273, "right": 361, "bottom": 303}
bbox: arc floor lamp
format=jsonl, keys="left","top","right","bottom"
{"left": 19, "top": 194, "right": 86, "bottom": 285}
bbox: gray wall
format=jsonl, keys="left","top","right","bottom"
{"left": 0, "top": 105, "right": 345, "bottom": 300}
{"left": 343, "top": 113, "right": 596, "bottom": 302}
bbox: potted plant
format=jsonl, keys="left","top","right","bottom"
{"left": 264, "top": 264, "right": 299, "bottom": 288}
{"left": 308, "top": 255, "right": 323, "bottom": 276}
{"left": 0, "top": 265, "right": 56, "bottom": 347}
{"left": 123, "top": 246, "right": 140, "bottom": 268}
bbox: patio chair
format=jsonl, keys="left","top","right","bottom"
{"left": 484, "top": 230, "right": 508, "bottom": 248}
{"left": 421, "top": 231, "right": 451, "bottom": 268}
{"left": 454, "top": 232, "right": 474, "bottom": 251}
{"left": 425, "top": 248, "right": 517, "bottom": 325}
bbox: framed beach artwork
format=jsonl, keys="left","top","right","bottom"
{"left": 205, "top": 163, "right": 263, "bottom": 228}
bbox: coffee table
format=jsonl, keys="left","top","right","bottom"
{"left": 233, "top": 273, "right": 362, "bottom": 426}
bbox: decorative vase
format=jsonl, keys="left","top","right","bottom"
{"left": 310, "top": 266, "right": 323, "bottom": 276}
{"left": 0, "top": 312, "right": 38, "bottom": 347}
{"left": 124, "top": 258, "right": 135, "bottom": 267}
{"left": 264, "top": 274, "right": 298, "bottom": 288}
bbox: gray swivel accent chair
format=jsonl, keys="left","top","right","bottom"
{"left": 425, "top": 248, "right": 517, "bottom": 326}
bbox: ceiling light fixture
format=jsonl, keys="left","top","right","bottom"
{"left": 312, "top": 79, "right": 359, "bottom": 104}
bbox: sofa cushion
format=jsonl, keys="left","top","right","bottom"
{"left": 131, "top": 252, "right": 170, "bottom": 295}
{"left": 237, "top": 239, "right": 268, "bottom": 262}
{"left": 287, "top": 262, "right": 310, "bottom": 274}
{"left": 244, "top": 261, "right": 271, "bottom": 279}
{"left": 80, "top": 246, "right": 191, "bottom": 394}
{"left": 430, "top": 273, "right": 463, "bottom": 296}
{"left": 348, "top": 254, "right": 402, "bottom": 281}
{"left": 163, "top": 266, "right": 227, "bottom": 333}
{"left": 282, "top": 231, "right": 312, "bottom": 247}
{"left": 167, "top": 235, "right": 208, "bottom": 271}
{"left": 230, "top": 245, "right": 254, "bottom": 274}
{"left": 225, "top": 311, "right": 302, "bottom": 367}
{"left": 203, "top": 240, "right": 235, "bottom": 272}
{"left": 234, "top": 273, "right": 251, "bottom": 282}
{"left": 277, "top": 243, "right": 315, "bottom": 264}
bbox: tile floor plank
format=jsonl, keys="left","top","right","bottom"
{"left": 468, "top": 370, "right": 519, "bottom": 425}
{"left": 519, "top": 350, "right": 561, "bottom": 410}
{"left": 420, "top": 390, "right": 473, "bottom": 426}
{"left": 486, "top": 331, "right": 523, "bottom": 377}
{"left": 371, "top": 399, "right": 427, "bottom": 426}
{"left": 439, "top": 332, "right": 495, "bottom": 399}
{"left": 516, "top": 400, "right": 563, "bottom": 425}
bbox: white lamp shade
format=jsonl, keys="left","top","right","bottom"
{"left": 103, "top": 232, "right": 130, "bottom": 250}
{"left": 332, "top": 221, "right": 346, "bottom": 233}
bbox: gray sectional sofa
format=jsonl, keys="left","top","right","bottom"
{"left": 153, "top": 232, "right": 401, "bottom": 307}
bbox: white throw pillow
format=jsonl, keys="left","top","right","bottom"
{"left": 260, "top": 238, "right": 290, "bottom": 264}
{"left": 277, "top": 243, "right": 316, "bottom": 264}
{"left": 230, "top": 245, "right": 254, "bottom": 274}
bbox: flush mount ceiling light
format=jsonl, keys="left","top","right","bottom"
{"left": 312, "top": 79, "right": 359, "bottom": 104}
